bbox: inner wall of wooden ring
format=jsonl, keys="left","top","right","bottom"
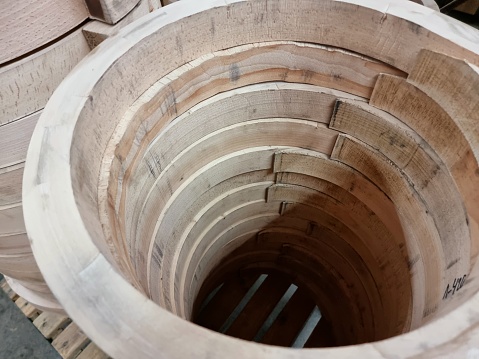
{"left": 77, "top": 41, "right": 472, "bottom": 346}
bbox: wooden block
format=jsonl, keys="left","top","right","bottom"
{"left": 0, "top": 0, "right": 88, "bottom": 65}
{"left": 52, "top": 323, "right": 90, "bottom": 359}
{"left": 77, "top": 342, "right": 109, "bottom": 359}
{"left": 84, "top": 0, "right": 141, "bottom": 24}
{"left": 83, "top": 0, "right": 150, "bottom": 49}
{"left": 33, "top": 312, "right": 71, "bottom": 340}
{"left": 0, "top": 111, "right": 40, "bottom": 169}
{"left": 15, "top": 296, "right": 41, "bottom": 320}
{"left": 0, "top": 277, "right": 19, "bottom": 301}
{"left": 0, "top": 29, "right": 90, "bottom": 125}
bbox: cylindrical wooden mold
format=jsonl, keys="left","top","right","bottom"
{"left": 23, "top": 0, "right": 479, "bottom": 357}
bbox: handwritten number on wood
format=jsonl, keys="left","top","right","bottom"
{"left": 443, "top": 275, "right": 467, "bottom": 300}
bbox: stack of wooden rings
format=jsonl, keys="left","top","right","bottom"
{"left": 0, "top": 0, "right": 162, "bottom": 312}
{"left": 22, "top": 0, "right": 479, "bottom": 357}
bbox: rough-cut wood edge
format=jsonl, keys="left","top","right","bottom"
{"left": 0, "top": 0, "right": 89, "bottom": 65}
{"left": 22, "top": 1, "right": 479, "bottom": 358}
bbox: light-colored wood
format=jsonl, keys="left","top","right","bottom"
{"left": 52, "top": 323, "right": 90, "bottom": 359}
{"left": 83, "top": 0, "right": 150, "bottom": 49}
{"left": 22, "top": 0, "right": 479, "bottom": 358}
{"left": 0, "top": 203, "right": 25, "bottom": 235}
{"left": 15, "top": 296, "right": 41, "bottom": 320}
{"left": 0, "top": 163, "right": 23, "bottom": 206}
{"left": 77, "top": 343, "right": 110, "bottom": 359}
{"left": 33, "top": 312, "right": 71, "bottom": 340}
{"left": 0, "top": 111, "right": 40, "bottom": 169}
{"left": 0, "top": 29, "right": 90, "bottom": 125}
{"left": 0, "top": 0, "right": 88, "bottom": 65}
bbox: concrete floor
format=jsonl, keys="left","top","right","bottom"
{"left": 0, "top": 275, "right": 60, "bottom": 359}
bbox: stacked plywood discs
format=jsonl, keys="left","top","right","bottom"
{"left": 0, "top": 0, "right": 161, "bottom": 311}
{"left": 21, "top": 0, "right": 479, "bottom": 358}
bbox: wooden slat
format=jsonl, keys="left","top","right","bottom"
{"left": 15, "top": 297, "right": 41, "bottom": 320}
{"left": 195, "top": 273, "right": 260, "bottom": 331}
{"left": 225, "top": 274, "right": 291, "bottom": 340}
{"left": 52, "top": 323, "right": 90, "bottom": 359}
{"left": 33, "top": 312, "right": 71, "bottom": 340}
{"left": 304, "top": 317, "right": 336, "bottom": 348}
{"left": 0, "top": 203, "right": 25, "bottom": 235}
{"left": 0, "top": 0, "right": 88, "bottom": 65}
{"left": 260, "top": 287, "right": 316, "bottom": 346}
{"left": 77, "top": 342, "right": 109, "bottom": 359}
{"left": 0, "top": 277, "right": 19, "bottom": 301}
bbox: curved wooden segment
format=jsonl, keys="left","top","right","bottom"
{"left": 330, "top": 99, "right": 471, "bottom": 309}
{"left": 145, "top": 147, "right": 287, "bottom": 303}
{"left": 131, "top": 118, "right": 338, "bottom": 254}
{"left": 370, "top": 73, "right": 479, "bottom": 304}
{"left": 0, "top": 29, "right": 90, "bottom": 125}
{"left": 370, "top": 74, "right": 479, "bottom": 224}
{"left": 331, "top": 134, "right": 466, "bottom": 326}
{"left": 273, "top": 149, "right": 404, "bottom": 244}
{"left": 408, "top": 50, "right": 479, "bottom": 162}
{"left": 0, "top": 0, "right": 88, "bottom": 65}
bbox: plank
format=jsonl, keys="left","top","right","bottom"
{"left": 195, "top": 273, "right": 260, "bottom": 331}
{"left": 0, "top": 29, "right": 90, "bottom": 125}
{"left": 0, "top": 0, "right": 88, "bottom": 65}
{"left": 77, "top": 342, "right": 109, "bottom": 359}
{"left": 0, "top": 111, "right": 40, "bottom": 168}
{"left": 33, "top": 311, "right": 71, "bottom": 340}
{"left": 15, "top": 296, "right": 41, "bottom": 320}
{"left": 52, "top": 323, "right": 90, "bottom": 359}
{"left": 0, "top": 277, "right": 19, "bottom": 301}
{"left": 260, "top": 287, "right": 316, "bottom": 346}
{"left": 224, "top": 274, "right": 291, "bottom": 340}
{"left": 83, "top": 0, "right": 150, "bottom": 49}
{"left": 304, "top": 316, "right": 336, "bottom": 348}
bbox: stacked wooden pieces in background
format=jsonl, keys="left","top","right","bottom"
{"left": 0, "top": 0, "right": 169, "bottom": 312}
